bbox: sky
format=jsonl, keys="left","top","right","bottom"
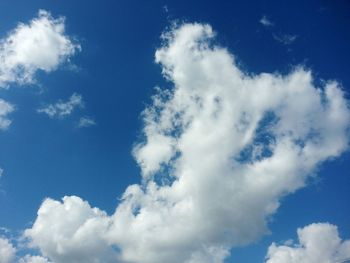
{"left": 0, "top": 1, "right": 349, "bottom": 263}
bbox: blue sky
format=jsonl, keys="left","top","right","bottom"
{"left": 0, "top": 1, "right": 349, "bottom": 262}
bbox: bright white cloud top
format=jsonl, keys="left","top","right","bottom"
{"left": 0, "top": 10, "right": 79, "bottom": 88}
{"left": 22, "top": 23, "right": 350, "bottom": 263}
{"left": 37, "top": 93, "right": 83, "bottom": 118}
{"left": 265, "top": 223, "right": 350, "bottom": 263}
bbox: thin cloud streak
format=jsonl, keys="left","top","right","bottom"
{"left": 37, "top": 93, "right": 83, "bottom": 119}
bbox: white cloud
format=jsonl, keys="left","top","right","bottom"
{"left": 265, "top": 223, "right": 350, "bottom": 263}
{"left": 78, "top": 116, "right": 96, "bottom": 128}
{"left": 0, "top": 99, "right": 14, "bottom": 130}
{"left": 0, "top": 236, "right": 51, "bottom": 263}
{"left": 260, "top": 15, "right": 274, "bottom": 26}
{"left": 18, "top": 256, "right": 51, "bottom": 263}
{"left": 25, "top": 196, "right": 117, "bottom": 263}
{"left": 23, "top": 23, "right": 350, "bottom": 263}
{"left": 0, "top": 237, "right": 16, "bottom": 263}
{"left": 0, "top": 10, "right": 80, "bottom": 88}
{"left": 273, "top": 33, "right": 297, "bottom": 45}
{"left": 37, "top": 93, "right": 83, "bottom": 118}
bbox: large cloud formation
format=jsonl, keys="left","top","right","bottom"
{"left": 265, "top": 223, "right": 350, "bottom": 263}
{"left": 23, "top": 23, "right": 350, "bottom": 262}
{"left": 0, "top": 10, "right": 79, "bottom": 88}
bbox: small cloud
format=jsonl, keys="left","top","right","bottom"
{"left": 78, "top": 116, "right": 96, "bottom": 128}
{"left": 163, "top": 5, "right": 169, "bottom": 13}
{"left": 0, "top": 167, "right": 3, "bottom": 178}
{"left": 0, "top": 99, "right": 14, "bottom": 130}
{"left": 0, "top": 10, "right": 80, "bottom": 88}
{"left": 260, "top": 15, "right": 274, "bottom": 27}
{"left": 37, "top": 93, "right": 83, "bottom": 119}
{"left": 273, "top": 33, "right": 297, "bottom": 45}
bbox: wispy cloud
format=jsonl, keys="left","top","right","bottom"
{"left": 0, "top": 99, "right": 14, "bottom": 130}
{"left": 0, "top": 10, "right": 80, "bottom": 88}
{"left": 273, "top": 33, "right": 298, "bottom": 45}
{"left": 23, "top": 23, "right": 350, "bottom": 263}
{"left": 37, "top": 93, "right": 83, "bottom": 118}
{"left": 260, "top": 15, "right": 274, "bottom": 27}
{"left": 78, "top": 116, "right": 96, "bottom": 128}
{"left": 163, "top": 5, "right": 169, "bottom": 13}
{"left": 259, "top": 15, "right": 297, "bottom": 46}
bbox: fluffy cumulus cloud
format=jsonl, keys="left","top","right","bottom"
{"left": 0, "top": 237, "right": 16, "bottom": 263}
{"left": 0, "top": 99, "right": 14, "bottom": 130}
{"left": 0, "top": 10, "right": 80, "bottom": 88}
{"left": 0, "top": 236, "right": 51, "bottom": 263}
{"left": 23, "top": 23, "right": 350, "bottom": 263}
{"left": 265, "top": 223, "right": 350, "bottom": 263}
{"left": 37, "top": 93, "right": 83, "bottom": 118}
{"left": 25, "top": 196, "right": 116, "bottom": 263}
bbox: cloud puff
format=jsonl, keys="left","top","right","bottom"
{"left": 25, "top": 196, "right": 117, "bottom": 263}
{"left": 0, "top": 236, "right": 51, "bottom": 263}
{"left": 24, "top": 23, "right": 350, "bottom": 263}
{"left": 0, "top": 10, "right": 80, "bottom": 88}
{"left": 78, "top": 116, "right": 96, "bottom": 128}
{"left": 0, "top": 99, "right": 14, "bottom": 130}
{"left": 260, "top": 15, "right": 274, "bottom": 27}
{"left": 0, "top": 237, "right": 16, "bottom": 263}
{"left": 265, "top": 223, "right": 350, "bottom": 263}
{"left": 37, "top": 93, "right": 83, "bottom": 118}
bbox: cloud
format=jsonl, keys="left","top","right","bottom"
{"left": 23, "top": 23, "right": 350, "bottom": 263}
{"left": 260, "top": 15, "right": 274, "bottom": 27}
{"left": 0, "top": 237, "right": 16, "bottom": 263}
{"left": 37, "top": 93, "right": 83, "bottom": 118}
{"left": 0, "top": 99, "right": 14, "bottom": 130}
{"left": 265, "top": 223, "right": 350, "bottom": 263}
{"left": 258, "top": 16, "right": 296, "bottom": 46}
{"left": 78, "top": 116, "right": 96, "bottom": 128}
{"left": 25, "top": 196, "right": 117, "bottom": 263}
{"left": 18, "top": 256, "right": 51, "bottom": 263}
{"left": 0, "top": 236, "right": 51, "bottom": 263}
{"left": 0, "top": 10, "right": 80, "bottom": 88}
{"left": 273, "top": 33, "right": 297, "bottom": 45}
